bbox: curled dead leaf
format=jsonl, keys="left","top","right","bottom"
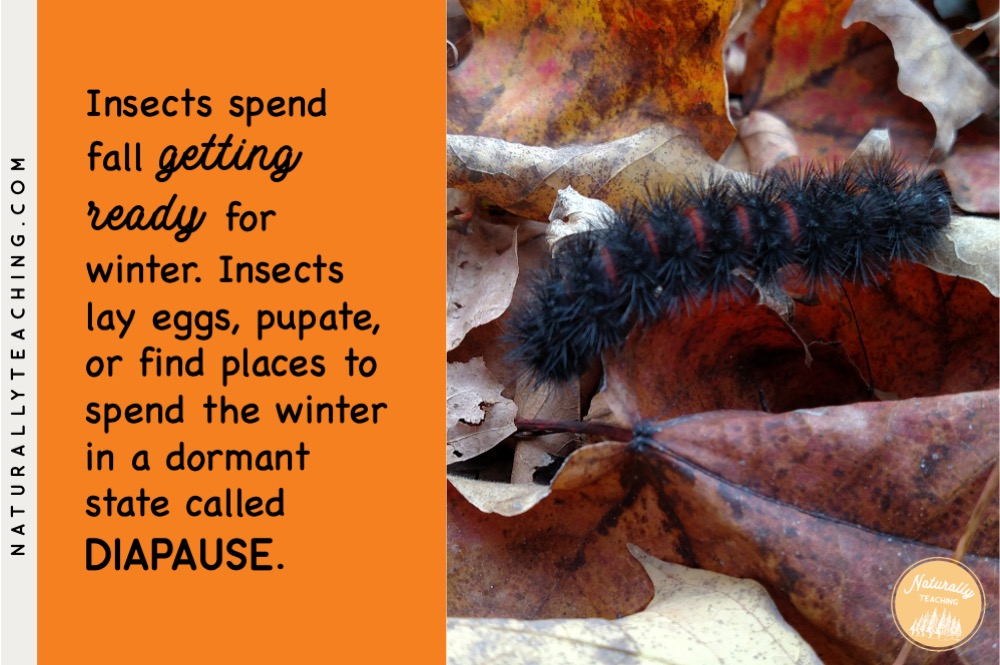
{"left": 943, "top": 140, "right": 1000, "bottom": 215}
{"left": 447, "top": 222, "right": 519, "bottom": 351}
{"left": 447, "top": 358, "right": 517, "bottom": 464}
{"left": 509, "top": 373, "right": 580, "bottom": 484}
{"left": 742, "top": 0, "right": 943, "bottom": 160}
{"left": 735, "top": 110, "right": 801, "bottom": 172}
{"left": 445, "top": 3, "right": 999, "bottom": 663}
{"left": 447, "top": 544, "right": 822, "bottom": 665}
{"left": 843, "top": 0, "right": 999, "bottom": 154}
{"left": 448, "top": 475, "right": 550, "bottom": 517}
{"left": 545, "top": 185, "right": 617, "bottom": 249}
{"left": 923, "top": 215, "right": 1000, "bottom": 297}
{"left": 447, "top": 125, "right": 725, "bottom": 220}
{"left": 447, "top": 217, "right": 588, "bottom": 483}
{"left": 448, "top": 391, "right": 999, "bottom": 664}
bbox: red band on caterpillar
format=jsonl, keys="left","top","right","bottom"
{"left": 683, "top": 207, "right": 708, "bottom": 250}
{"left": 641, "top": 222, "right": 661, "bottom": 260}
{"left": 779, "top": 201, "right": 800, "bottom": 242}
{"left": 733, "top": 205, "right": 754, "bottom": 248}
{"left": 601, "top": 246, "right": 619, "bottom": 286}
{"left": 508, "top": 155, "right": 953, "bottom": 383}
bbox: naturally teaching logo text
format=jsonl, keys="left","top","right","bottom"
{"left": 901, "top": 573, "right": 977, "bottom": 602}
{"left": 891, "top": 558, "right": 985, "bottom": 651}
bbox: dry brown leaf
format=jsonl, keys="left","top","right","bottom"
{"left": 596, "top": 243, "right": 997, "bottom": 420}
{"left": 447, "top": 125, "right": 725, "bottom": 220}
{"left": 924, "top": 215, "right": 1000, "bottom": 297}
{"left": 736, "top": 0, "right": 998, "bottom": 186}
{"left": 736, "top": 0, "right": 997, "bottom": 208}
{"left": 447, "top": 222, "right": 519, "bottom": 351}
{"left": 448, "top": 475, "right": 550, "bottom": 517}
{"left": 448, "top": 391, "right": 999, "bottom": 664}
{"left": 545, "top": 185, "right": 618, "bottom": 248}
{"left": 447, "top": 219, "right": 581, "bottom": 378}
{"left": 448, "top": 0, "right": 736, "bottom": 152}
{"left": 446, "top": 3, "right": 999, "bottom": 662}
{"left": 734, "top": 110, "right": 801, "bottom": 172}
{"left": 510, "top": 373, "right": 579, "bottom": 484}
{"left": 943, "top": 136, "right": 1000, "bottom": 214}
{"left": 510, "top": 441, "right": 557, "bottom": 484}
{"left": 740, "top": 0, "right": 909, "bottom": 159}
{"left": 447, "top": 220, "right": 550, "bottom": 383}
{"left": 843, "top": 0, "right": 999, "bottom": 155}
{"left": 446, "top": 218, "right": 587, "bottom": 479}
{"left": 447, "top": 358, "right": 517, "bottom": 464}
{"left": 447, "top": 544, "right": 822, "bottom": 665}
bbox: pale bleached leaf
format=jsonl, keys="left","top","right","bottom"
{"left": 447, "top": 358, "right": 517, "bottom": 464}
{"left": 447, "top": 545, "right": 822, "bottom": 665}
{"left": 843, "top": 0, "right": 999, "bottom": 154}
{"left": 447, "top": 224, "right": 519, "bottom": 351}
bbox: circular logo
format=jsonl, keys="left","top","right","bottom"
{"left": 891, "top": 557, "right": 985, "bottom": 651}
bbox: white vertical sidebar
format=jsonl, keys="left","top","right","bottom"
{"left": 1, "top": 1, "right": 39, "bottom": 664}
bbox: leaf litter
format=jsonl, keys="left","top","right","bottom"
{"left": 445, "top": 0, "right": 999, "bottom": 662}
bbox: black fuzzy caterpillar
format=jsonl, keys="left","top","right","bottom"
{"left": 508, "top": 155, "right": 953, "bottom": 383}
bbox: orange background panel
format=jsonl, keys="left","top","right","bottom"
{"left": 38, "top": 2, "right": 442, "bottom": 662}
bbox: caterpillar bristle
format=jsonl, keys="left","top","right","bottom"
{"left": 606, "top": 209, "right": 665, "bottom": 323}
{"left": 507, "top": 155, "right": 954, "bottom": 384}
{"left": 772, "top": 164, "right": 847, "bottom": 291}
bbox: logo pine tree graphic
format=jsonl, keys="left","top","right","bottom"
{"left": 909, "top": 608, "right": 963, "bottom": 640}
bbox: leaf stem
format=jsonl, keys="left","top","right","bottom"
{"left": 514, "top": 418, "right": 633, "bottom": 442}
{"left": 953, "top": 461, "right": 999, "bottom": 561}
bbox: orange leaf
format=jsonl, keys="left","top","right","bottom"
{"left": 448, "top": 391, "right": 999, "bottom": 664}
{"left": 844, "top": 0, "right": 998, "bottom": 155}
{"left": 742, "top": 0, "right": 933, "bottom": 160}
{"left": 448, "top": 0, "right": 737, "bottom": 155}
{"left": 600, "top": 268, "right": 998, "bottom": 422}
